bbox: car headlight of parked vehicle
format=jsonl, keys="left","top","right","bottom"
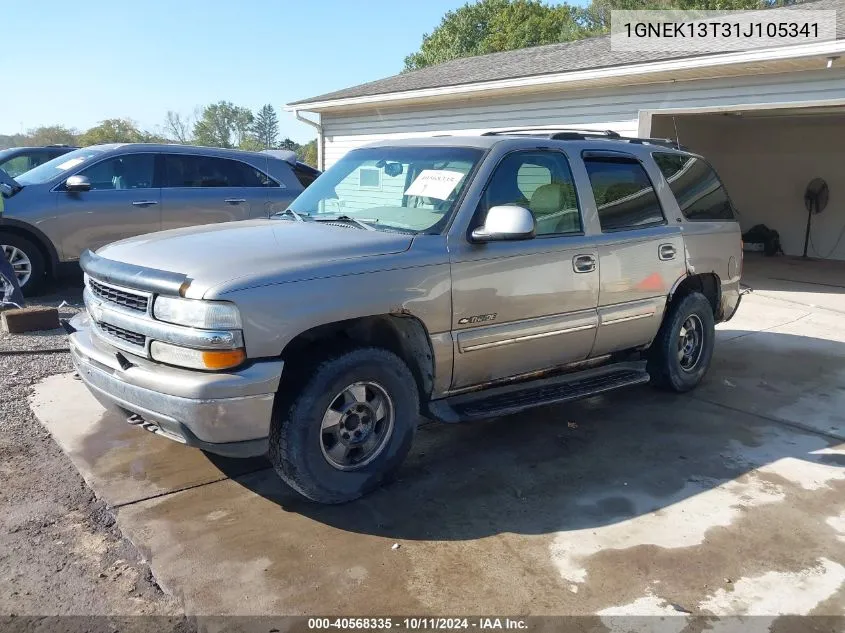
{"left": 151, "top": 296, "right": 245, "bottom": 370}
{"left": 153, "top": 296, "right": 242, "bottom": 329}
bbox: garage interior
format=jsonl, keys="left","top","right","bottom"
{"left": 650, "top": 108, "right": 845, "bottom": 262}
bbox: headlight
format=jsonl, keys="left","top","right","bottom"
{"left": 150, "top": 341, "right": 246, "bottom": 371}
{"left": 153, "top": 296, "right": 242, "bottom": 329}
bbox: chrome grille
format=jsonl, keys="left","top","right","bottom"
{"left": 96, "top": 321, "right": 146, "bottom": 348}
{"left": 89, "top": 279, "right": 149, "bottom": 313}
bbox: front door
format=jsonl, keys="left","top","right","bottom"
{"left": 450, "top": 150, "right": 600, "bottom": 389}
{"left": 580, "top": 151, "right": 687, "bottom": 356}
{"left": 57, "top": 152, "right": 160, "bottom": 259}
{"left": 160, "top": 154, "right": 271, "bottom": 231}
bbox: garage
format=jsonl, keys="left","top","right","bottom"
{"left": 288, "top": 0, "right": 845, "bottom": 260}
{"left": 648, "top": 107, "right": 845, "bottom": 260}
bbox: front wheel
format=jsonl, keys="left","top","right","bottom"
{"left": 269, "top": 347, "right": 419, "bottom": 504}
{"left": 1, "top": 232, "right": 47, "bottom": 297}
{"left": 648, "top": 292, "right": 715, "bottom": 392}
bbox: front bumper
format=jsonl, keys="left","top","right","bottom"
{"left": 68, "top": 312, "right": 283, "bottom": 457}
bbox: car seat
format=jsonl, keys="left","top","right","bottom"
{"left": 529, "top": 183, "right": 580, "bottom": 233}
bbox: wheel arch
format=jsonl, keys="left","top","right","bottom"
{"left": 279, "top": 314, "right": 436, "bottom": 404}
{"left": 0, "top": 218, "right": 60, "bottom": 276}
{"left": 668, "top": 272, "right": 721, "bottom": 319}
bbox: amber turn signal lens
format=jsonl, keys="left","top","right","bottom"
{"left": 150, "top": 342, "right": 247, "bottom": 371}
{"left": 201, "top": 348, "right": 247, "bottom": 370}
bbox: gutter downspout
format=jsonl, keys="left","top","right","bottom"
{"left": 293, "top": 110, "right": 324, "bottom": 171}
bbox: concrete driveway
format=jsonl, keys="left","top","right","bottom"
{"left": 29, "top": 255, "right": 845, "bottom": 623}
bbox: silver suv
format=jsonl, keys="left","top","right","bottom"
{"left": 67, "top": 130, "right": 744, "bottom": 504}
{"left": 0, "top": 143, "right": 315, "bottom": 294}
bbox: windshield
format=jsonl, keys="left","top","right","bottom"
{"left": 15, "top": 147, "right": 108, "bottom": 186}
{"left": 287, "top": 146, "right": 484, "bottom": 234}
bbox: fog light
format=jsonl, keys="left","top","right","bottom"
{"left": 150, "top": 341, "right": 246, "bottom": 370}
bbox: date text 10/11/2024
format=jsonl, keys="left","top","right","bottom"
{"left": 307, "top": 617, "right": 529, "bottom": 630}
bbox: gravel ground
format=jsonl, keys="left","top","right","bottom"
{"left": 0, "top": 279, "right": 193, "bottom": 631}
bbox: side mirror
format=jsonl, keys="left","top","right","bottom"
{"left": 65, "top": 175, "right": 91, "bottom": 192}
{"left": 470, "top": 205, "right": 536, "bottom": 243}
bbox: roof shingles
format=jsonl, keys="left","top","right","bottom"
{"left": 290, "top": 0, "right": 845, "bottom": 106}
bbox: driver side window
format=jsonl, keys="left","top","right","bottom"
{"left": 78, "top": 154, "right": 155, "bottom": 191}
{"left": 478, "top": 151, "right": 582, "bottom": 236}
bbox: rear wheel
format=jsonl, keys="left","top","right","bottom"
{"left": 269, "top": 347, "right": 419, "bottom": 504}
{"left": 0, "top": 232, "right": 46, "bottom": 297}
{"left": 648, "top": 292, "right": 715, "bottom": 392}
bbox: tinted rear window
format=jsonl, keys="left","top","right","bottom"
{"left": 653, "top": 152, "right": 735, "bottom": 221}
{"left": 293, "top": 164, "right": 319, "bottom": 188}
{"left": 163, "top": 155, "right": 273, "bottom": 188}
{"left": 583, "top": 156, "right": 665, "bottom": 231}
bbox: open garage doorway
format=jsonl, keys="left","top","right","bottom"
{"left": 647, "top": 106, "right": 845, "bottom": 261}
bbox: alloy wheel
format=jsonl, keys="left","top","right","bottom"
{"left": 1, "top": 244, "right": 32, "bottom": 287}
{"left": 677, "top": 314, "right": 704, "bottom": 372}
{"left": 319, "top": 381, "right": 395, "bottom": 471}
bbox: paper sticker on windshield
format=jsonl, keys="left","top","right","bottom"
{"left": 404, "top": 170, "right": 465, "bottom": 200}
{"left": 55, "top": 158, "right": 85, "bottom": 171}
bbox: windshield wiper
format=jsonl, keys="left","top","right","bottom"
{"left": 314, "top": 215, "right": 377, "bottom": 231}
{"left": 272, "top": 208, "right": 310, "bottom": 222}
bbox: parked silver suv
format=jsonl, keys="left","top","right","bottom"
{"left": 68, "top": 130, "right": 744, "bottom": 504}
{"left": 0, "top": 143, "right": 314, "bottom": 294}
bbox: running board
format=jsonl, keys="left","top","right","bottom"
{"left": 426, "top": 362, "right": 650, "bottom": 423}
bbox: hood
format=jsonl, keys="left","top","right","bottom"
{"left": 96, "top": 219, "right": 414, "bottom": 298}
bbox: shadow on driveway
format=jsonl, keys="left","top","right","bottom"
{"left": 208, "top": 329, "right": 845, "bottom": 541}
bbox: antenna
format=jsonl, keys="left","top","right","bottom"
{"left": 672, "top": 116, "right": 681, "bottom": 149}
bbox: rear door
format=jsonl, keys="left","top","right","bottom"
{"left": 56, "top": 152, "right": 160, "bottom": 259}
{"left": 160, "top": 154, "right": 272, "bottom": 231}
{"left": 581, "top": 151, "right": 686, "bottom": 356}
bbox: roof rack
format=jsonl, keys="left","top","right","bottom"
{"left": 482, "top": 127, "right": 621, "bottom": 139}
{"left": 481, "top": 127, "right": 687, "bottom": 150}
{"left": 623, "top": 136, "right": 688, "bottom": 150}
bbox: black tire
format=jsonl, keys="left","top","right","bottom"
{"left": 648, "top": 291, "right": 715, "bottom": 392}
{"left": 0, "top": 232, "right": 47, "bottom": 297}
{"left": 269, "top": 347, "right": 419, "bottom": 504}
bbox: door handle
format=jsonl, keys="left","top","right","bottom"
{"left": 225, "top": 198, "right": 246, "bottom": 205}
{"left": 658, "top": 243, "right": 677, "bottom": 261}
{"left": 572, "top": 254, "right": 596, "bottom": 273}
{"left": 131, "top": 200, "right": 158, "bottom": 207}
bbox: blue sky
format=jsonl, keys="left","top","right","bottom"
{"left": 2, "top": 0, "right": 589, "bottom": 143}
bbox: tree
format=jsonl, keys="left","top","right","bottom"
{"left": 238, "top": 136, "right": 264, "bottom": 152}
{"left": 296, "top": 139, "right": 318, "bottom": 167}
{"left": 405, "top": 0, "right": 802, "bottom": 71}
{"left": 0, "top": 134, "right": 27, "bottom": 149}
{"left": 404, "top": 0, "right": 509, "bottom": 71}
{"left": 484, "top": 1, "right": 579, "bottom": 53}
{"left": 193, "top": 101, "right": 254, "bottom": 149}
{"left": 252, "top": 104, "right": 280, "bottom": 149}
{"left": 279, "top": 138, "right": 300, "bottom": 151}
{"left": 163, "top": 109, "right": 196, "bottom": 144}
{"left": 26, "top": 125, "right": 78, "bottom": 146}
{"left": 78, "top": 119, "right": 146, "bottom": 146}
{"left": 578, "top": 0, "right": 797, "bottom": 33}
